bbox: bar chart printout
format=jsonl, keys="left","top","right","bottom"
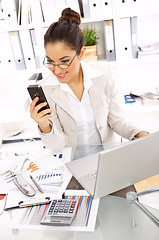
{"left": 19, "top": 195, "right": 92, "bottom": 227}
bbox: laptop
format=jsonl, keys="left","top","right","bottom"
{"left": 66, "top": 131, "right": 159, "bottom": 199}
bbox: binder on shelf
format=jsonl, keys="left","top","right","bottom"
{"left": 17, "top": 0, "right": 22, "bottom": 25}
{"left": 89, "top": 0, "right": 101, "bottom": 18}
{"left": 0, "top": 32, "right": 16, "bottom": 71}
{"left": 9, "top": 31, "right": 26, "bottom": 70}
{"left": 40, "top": 0, "right": 58, "bottom": 24}
{"left": 53, "top": 0, "right": 67, "bottom": 19}
{"left": 113, "top": 0, "right": 131, "bottom": 18}
{"left": 30, "top": 29, "right": 41, "bottom": 69}
{"left": 80, "top": 0, "right": 90, "bottom": 18}
{"left": 20, "top": 0, "right": 31, "bottom": 25}
{"left": 65, "top": 0, "right": 81, "bottom": 14}
{"left": 117, "top": 17, "right": 132, "bottom": 60}
{"left": 131, "top": 16, "right": 138, "bottom": 58}
{"left": 30, "top": 0, "right": 44, "bottom": 24}
{"left": 104, "top": 20, "right": 116, "bottom": 61}
{"left": 1, "top": 0, "right": 18, "bottom": 26}
{"left": 19, "top": 29, "right": 36, "bottom": 70}
{"left": 100, "top": 0, "right": 113, "bottom": 20}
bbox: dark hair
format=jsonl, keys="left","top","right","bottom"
{"left": 44, "top": 8, "right": 85, "bottom": 55}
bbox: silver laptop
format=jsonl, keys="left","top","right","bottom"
{"left": 66, "top": 131, "right": 159, "bottom": 199}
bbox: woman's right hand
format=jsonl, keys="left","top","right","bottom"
{"left": 30, "top": 97, "right": 53, "bottom": 133}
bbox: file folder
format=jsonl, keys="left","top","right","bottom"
{"left": 81, "top": 0, "right": 90, "bottom": 18}
{"left": 89, "top": 0, "right": 101, "bottom": 18}
{"left": 104, "top": 20, "right": 116, "bottom": 61}
{"left": 30, "top": 29, "right": 41, "bottom": 69}
{"left": 20, "top": 0, "right": 31, "bottom": 25}
{"left": 100, "top": 0, "right": 113, "bottom": 20}
{"left": 0, "top": 32, "right": 16, "bottom": 71}
{"left": 9, "top": 31, "right": 26, "bottom": 70}
{"left": 19, "top": 29, "right": 36, "bottom": 70}
{"left": 40, "top": 0, "right": 58, "bottom": 24}
{"left": 30, "top": 0, "right": 44, "bottom": 24}
{"left": 1, "top": 0, "right": 18, "bottom": 26}
{"left": 54, "top": 0, "right": 67, "bottom": 18}
{"left": 130, "top": 16, "right": 138, "bottom": 58}
{"left": 113, "top": 0, "right": 131, "bottom": 18}
{"left": 116, "top": 17, "right": 132, "bottom": 60}
{"left": 65, "top": 0, "right": 81, "bottom": 14}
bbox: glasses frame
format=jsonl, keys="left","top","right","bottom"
{"left": 43, "top": 53, "right": 77, "bottom": 69}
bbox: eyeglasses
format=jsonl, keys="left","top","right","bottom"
{"left": 43, "top": 53, "right": 77, "bottom": 69}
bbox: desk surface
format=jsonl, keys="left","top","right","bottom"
{"left": 0, "top": 142, "right": 159, "bottom": 239}
{"left": 0, "top": 195, "right": 159, "bottom": 240}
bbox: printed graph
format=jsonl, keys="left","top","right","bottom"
{"left": 0, "top": 170, "right": 14, "bottom": 184}
{"left": 20, "top": 204, "right": 49, "bottom": 225}
{"left": 65, "top": 195, "right": 92, "bottom": 226}
{"left": 18, "top": 195, "right": 92, "bottom": 227}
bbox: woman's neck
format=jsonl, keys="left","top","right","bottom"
{"left": 68, "top": 65, "right": 84, "bottom": 101}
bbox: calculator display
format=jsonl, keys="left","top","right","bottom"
{"left": 51, "top": 216, "right": 72, "bottom": 222}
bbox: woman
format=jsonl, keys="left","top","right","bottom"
{"left": 30, "top": 8, "right": 148, "bottom": 152}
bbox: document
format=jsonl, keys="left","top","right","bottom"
{"left": 11, "top": 190, "right": 100, "bottom": 232}
{"left": 0, "top": 146, "right": 72, "bottom": 210}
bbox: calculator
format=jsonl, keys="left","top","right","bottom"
{"left": 40, "top": 199, "right": 78, "bottom": 226}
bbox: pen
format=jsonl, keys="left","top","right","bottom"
{"left": 30, "top": 175, "right": 44, "bottom": 193}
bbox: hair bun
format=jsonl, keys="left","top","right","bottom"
{"left": 59, "top": 8, "right": 81, "bottom": 26}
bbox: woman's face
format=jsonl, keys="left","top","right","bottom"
{"left": 45, "top": 42, "right": 83, "bottom": 84}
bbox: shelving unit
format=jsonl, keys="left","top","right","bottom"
{"left": 0, "top": 0, "right": 159, "bottom": 136}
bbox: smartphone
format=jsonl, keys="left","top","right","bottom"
{"left": 27, "top": 85, "right": 50, "bottom": 113}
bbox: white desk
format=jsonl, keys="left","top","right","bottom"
{"left": 0, "top": 195, "right": 159, "bottom": 240}
{"left": 0, "top": 142, "right": 159, "bottom": 239}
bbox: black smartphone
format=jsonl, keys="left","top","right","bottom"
{"left": 27, "top": 85, "right": 50, "bottom": 113}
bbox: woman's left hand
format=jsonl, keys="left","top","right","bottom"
{"left": 135, "top": 131, "right": 149, "bottom": 138}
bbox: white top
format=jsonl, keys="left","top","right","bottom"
{"left": 60, "top": 75, "right": 101, "bottom": 146}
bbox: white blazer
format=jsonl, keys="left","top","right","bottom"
{"left": 39, "top": 61, "right": 142, "bottom": 152}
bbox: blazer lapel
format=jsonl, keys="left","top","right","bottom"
{"left": 49, "top": 87, "right": 75, "bottom": 120}
{"left": 89, "top": 78, "right": 105, "bottom": 123}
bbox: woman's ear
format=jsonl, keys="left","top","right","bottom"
{"left": 79, "top": 46, "right": 86, "bottom": 60}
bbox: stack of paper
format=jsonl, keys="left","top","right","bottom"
{"left": 0, "top": 147, "right": 72, "bottom": 211}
